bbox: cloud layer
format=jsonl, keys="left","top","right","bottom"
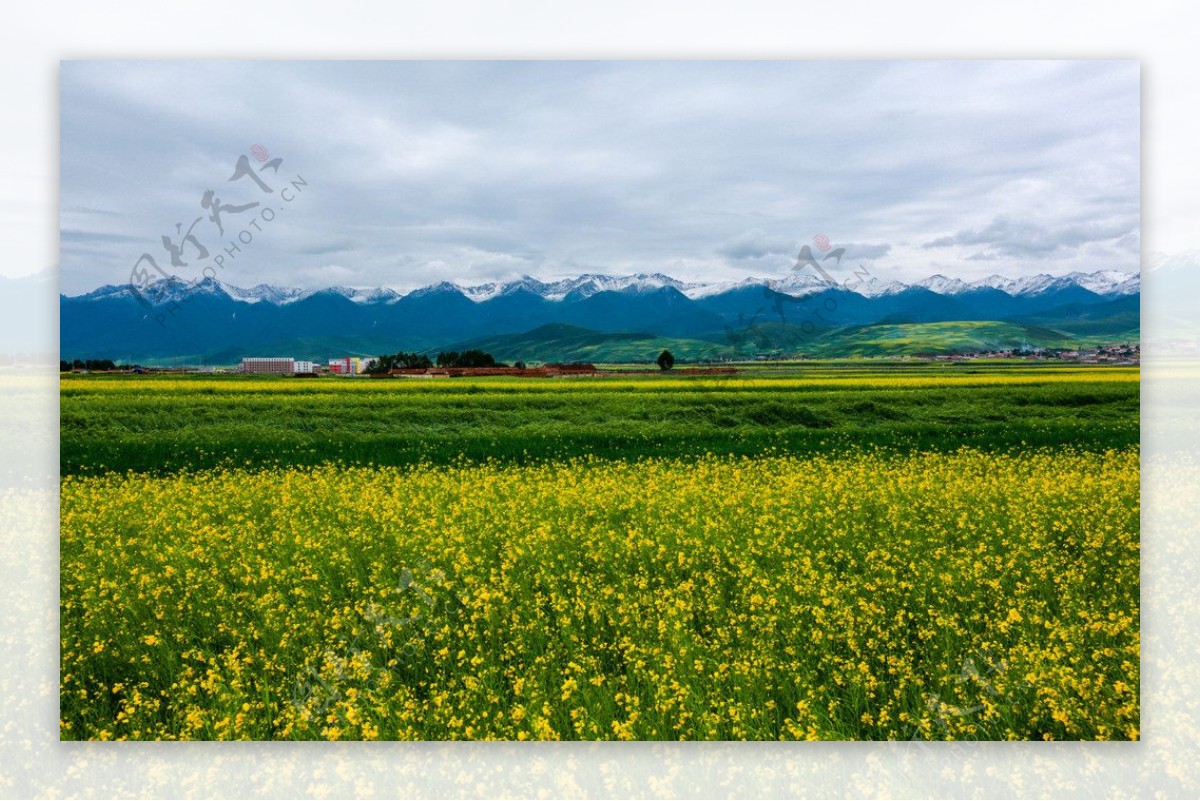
{"left": 59, "top": 61, "right": 1139, "bottom": 294}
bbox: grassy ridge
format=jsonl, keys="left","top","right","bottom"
{"left": 60, "top": 365, "right": 1139, "bottom": 476}
{"left": 448, "top": 323, "right": 725, "bottom": 363}
{"left": 443, "top": 320, "right": 1139, "bottom": 363}
{"left": 803, "top": 321, "right": 1108, "bottom": 357}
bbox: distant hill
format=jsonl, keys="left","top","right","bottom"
{"left": 448, "top": 323, "right": 736, "bottom": 364}
{"left": 60, "top": 269, "right": 1140, "bottom": 363}
{"left": 802, "top": 321, "right": 1089, "bottom": 358}
{"left": 442, "top": 319, "right": 1136, "bottom": 363}
{"left": 1008, "top": 293, "right": 1140, "bottom": 338}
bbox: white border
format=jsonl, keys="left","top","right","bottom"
{"left": 3, "top": 1, "right": 1198, "bottom": 797}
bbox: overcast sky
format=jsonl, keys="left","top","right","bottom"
{"left": 59, "top": 60, "right": 1139, "bottom": 294}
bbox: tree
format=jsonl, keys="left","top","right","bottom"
{"left": 369, "top": 351, "right": 434, "bottom": 372}
{"left": 513, "top": 360, "right": 526, "bottom": 370}
{"left": 395, "top": 352, "right": 432, "bottom": 369}
{"left": 457, "top": 349, "right": 496, "bottom": 368}
{"left": 435, "top": 349, "right": 499, "bottom": 368}
{"left": 657, "top": 349, "right": 675, "bottom": 370}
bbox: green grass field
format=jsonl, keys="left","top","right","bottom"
{"left": 59, "top": 363, "right": 1138, "bottom": 476}
{"left": 802, "top": 321, "right": 1084, "bottom": 357}
{"left": 59, "top": 361, "right": 1141, "bottom": 740}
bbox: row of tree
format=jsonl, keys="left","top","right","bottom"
{"left": 365, "top": 351, "right": 433, "bottom": 372}
{"left": 364, "top": 348, "right": 676, "bottom": 373}
{"left": 60, "top": 359, "right": 134, "bottom": 371}
{"left": 435, "top": 349, "right": 500, "bottom": 368}
{"left": 365, "top": 349, "right": 510, "bottom": 373}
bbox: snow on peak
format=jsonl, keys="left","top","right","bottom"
{"left": 914, "top": 274, "right": 968, "bottom": 295}
{"left": 459, "top": 281, "right": 505, "bottom": 303}
{"left": 682, "top": 277, "right": 761, "bottom": 300}
{"left": 914, "top": 270, "right": 1138, "bottom": 297}
{"left": 1010, "top": 274, "right": 1067, "bottom": 296}
{"left": 1064, "top": 270, "right": 1140, "bottom": 296}
{"left": 223, "top": 283, "right": 304, "bottom": 304}
{"left": 404, "top": 281, "right": 466, "bottom": 299}
{"left": 766, "top": 270, "right": 838, "bottom": 298}
{"left": 974, "top": 274, "right": 1017, "bottom": 293}
{"left": 68, "top": 268, "right": 1141, "bottom": 306}
{"left": 454, "top": 272, "right": 692, "bottom": 303}
{"left": 850, "top": 276, "right": 909, "bottom": 298}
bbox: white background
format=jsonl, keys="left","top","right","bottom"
{"left": 2, "top": 1, "right": 1198, "bottom": 797}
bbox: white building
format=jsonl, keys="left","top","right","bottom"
{"left": 293, "top": 360, "right": 317, "bottom": 374}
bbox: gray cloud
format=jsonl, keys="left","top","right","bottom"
{"left": 717, "top": 228, "right": 797, "bottom": 260}
{"left": 59, "top": 61, "right": 1140, "bottom": 294}
{"left": 922, "top": 215, "right": 1136, "bottom": 259}
{"left": 840, "top": 243, "right": 892, "bottom": 260}
{"left": 297, "top": 240, "right": 358, "bottom": 256}
{"left": 60, "top": 229, "right": 145, "bottom": 245}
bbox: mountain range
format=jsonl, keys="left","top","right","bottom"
{"left": 60, "top": 269, "right": 1140, "bottom": 363}
{"left": 75, "top": 268, "right": 1140, "bottom": 306}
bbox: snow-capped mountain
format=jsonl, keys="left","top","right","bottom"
{"left": 763, "top": 271, "right": 837, "bottom": 298}
{"left": 846, "top": 276, "right": 909, "bottom": 298}
{"left": 397, "top": 281, "right": 463, "bottom": 300}
{"left": 69, "top": 268, "right": 1140, "bottom": 307}
{"left": 681, "top": 277, "right": 762, "bottom": 300}
{"left": 911, "top": 271, "right": 1140, "bottom": 297}
{"left": 62, "top": 268, "right": 1140, "bottom": 363}
{"left": 914, "top": 274, "right": 969, "bottom": 295}
{"left": 78, "top": 276, "right": 229, "bottom": 305}
{"left": 465, "top": 268, "right": 1137, "bottom": 302}
{"left": 1065, "top": 270, "right": 1140, "bottom": 296}
{"left": 302, "top": 286, "right": 402, "bottom": 304}
{"left": 459, "top": 280, "right": 514, "bottom": 303}
{"left": 539, "top": 273, "right": 698, "bottom": 301}
{"left": 223, "top": 283, "right": 305, "bottom": 304}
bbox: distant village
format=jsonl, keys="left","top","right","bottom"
{"left": 61, "top": 354, "right": 605, "bottom": 378}
{"left": 240, "top": 355, "right": 602, "bottom": 378}
{"left": 60, "top": 343, "right": 1140, "bottom": 375}
{"left": 744, "top": 343, "right": 1140, "bottom": 366}
{"left": 924, "top": 343, "right": 1140, "bottom": 366}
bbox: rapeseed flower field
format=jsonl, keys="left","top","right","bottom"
{"left": 61, "top": 446, "right": 1139, "bottom": 741}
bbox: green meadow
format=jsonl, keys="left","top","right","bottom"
{"left": 60, "top": 362, "right": 1139, "bottom": 476}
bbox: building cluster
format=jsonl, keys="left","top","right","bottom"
{"left": 327, "top": 357, "right": 369, "bottom": 374}
{"left": 235, "top": 357, "right": 610, "bottom": 378}
{"left": 239, "top": 357, "right": 321, "bottom": 375}
{"left": 381, "top": 363, "right": 598, "bottom": 378}
{"left": 926, "top": 344, "right": 1140, "bottom": 365}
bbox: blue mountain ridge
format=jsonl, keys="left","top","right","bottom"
{"left": 60, "top": 272, "right": 1140, "bottom": 363}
